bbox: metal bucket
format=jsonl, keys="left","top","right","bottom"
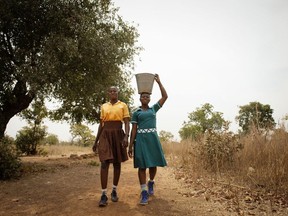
{"left": 135, "top": 73, "right": 155, "bottom": 94}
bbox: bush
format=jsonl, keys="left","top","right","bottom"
{"left": 15, "top": 126, "right": 46, "bottom": 155}
{"left": 0, "top": 136, "right": 21, "bottom": 180}
{"left": 43, "top": 134, "right": 59, "bottom": 145}
{"left": 199, "top": 128, "right": 243, "bottom": 173}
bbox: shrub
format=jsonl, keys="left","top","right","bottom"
{"left": 15, "top": 126, "right": 46, "bottom": 155}
{"left": 199, "top": 128, "right": 242, "bottom": 173}
{"left": 0, "top": 136, "right": 21, "bottom": 180}
{"left": 43, "top": 134, "right": 59, "bottom": 145}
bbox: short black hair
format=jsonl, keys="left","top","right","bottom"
{"left": 108, "top": 86, "right": 119, "bottom": 92}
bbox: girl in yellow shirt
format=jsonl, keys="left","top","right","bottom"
{"left": 93, "top": 86, "right": 130, "bottom": 207}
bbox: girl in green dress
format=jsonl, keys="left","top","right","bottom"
{"left": 128, "top": 74, "right": 168, "bottom": 205}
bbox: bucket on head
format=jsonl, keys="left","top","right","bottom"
{"left": 135, "top": 73, "right": 155, "bottom": 94}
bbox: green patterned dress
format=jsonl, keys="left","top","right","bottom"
{"left": 131, "top": 102, "right": 167, "bottom": 168}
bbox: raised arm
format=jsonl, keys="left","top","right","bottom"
{"left": 155, "top": 74, "right": 168, "bottom": 107}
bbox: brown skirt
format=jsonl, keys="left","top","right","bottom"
{"left": 98, "top": 121, "right": 128, "bottom": 163}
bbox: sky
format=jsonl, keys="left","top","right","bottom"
{"left": 6, "top": 0, "right": 288, "bottom": 141}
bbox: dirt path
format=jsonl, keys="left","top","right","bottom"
{"left": 0, "top": 154, "right": 231, "bottom": 216}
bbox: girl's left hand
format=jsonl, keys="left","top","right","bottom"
{"left": 128, "top": 145, "right": 133, "bottom": 158}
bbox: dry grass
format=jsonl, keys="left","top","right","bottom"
{"left": 41, "top": 144, "right": 93, "bottom": 157}
{"left": 162, "top": 128, "right": 288, "bottom": 215}
{"left": 162, "top": 140, "right": 205, "bottom": 174}
{"left": 163, "top": 127, "right": 288, "bottom": 193}
{"left": 238, "top": 127, "right": 288, "bottom": 191}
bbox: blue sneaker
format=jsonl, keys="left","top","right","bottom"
{"left": 140, "top": 190, "right": 149, "bottom": 205}
{"left": 148, "top": 180, "right": 155, "bottom": 195}
{"left": 99, "top": 194, "right": 108, "bottom": 207}
{"left": 111, "top": 189, "right": 119, "bottom": 202}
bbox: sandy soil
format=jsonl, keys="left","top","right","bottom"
{"left": 0, "top": 153, "right": 232, "bottom": 216}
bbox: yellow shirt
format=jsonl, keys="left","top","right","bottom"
{"left": 100, "top": 101, "right": 130, "bottom": 122}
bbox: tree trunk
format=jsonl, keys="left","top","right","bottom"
{"left": 0, "top": 114, "right": 10, "bottom": 140}
{"left": 0, "top": 80, "right": 35, "bottom": 139}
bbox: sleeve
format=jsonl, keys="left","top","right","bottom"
{"left": 131, "top": 111, "right": 138, "bottom": 124}
{"left": 122, "top": 103, "right": 130, "bottom": 118}
{"left": 100, "top": 105, "right": 104, "bottom": 120}
{"left": 152, "top": 102, "right": 162, "bottom": 113}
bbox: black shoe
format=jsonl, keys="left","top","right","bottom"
{"left": 99, "top": 194, "right": 108, "bottom": 207}
{"left": 111, "top": 189, "right": 119, "bottom": 202}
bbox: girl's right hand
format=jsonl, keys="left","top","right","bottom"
{"left": 92, "top": 141, "right": 99, "bottom": 153}
{"left": 128, "top": 145, "right": 133, "bottom": 158}
{"left": 154, "top": 74, "right": 160, "bottom": 83}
